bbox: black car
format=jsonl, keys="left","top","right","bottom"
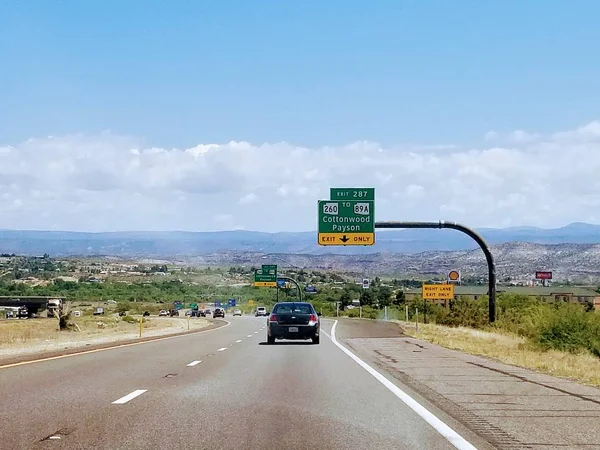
{"left": 267, "top": 302, "right": 320, "bottom": 345}
{"left": 213, "top": 308, "right": 225, "bottom": 318}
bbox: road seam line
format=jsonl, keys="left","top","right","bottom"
{"left": 112, "top": 389, "right": 147, "bottom": 405}
{"left": 329, "top": 320, "right": 477, "bottom": 450}
{"left": 0, "top": 320, "right": 232, "bottom": 370}
{"left": 187, "top": 360, "right": 202, "bottom": 367}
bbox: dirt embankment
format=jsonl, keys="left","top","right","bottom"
{"left": 0, "top": 315, "right": 225, "bottom": 365}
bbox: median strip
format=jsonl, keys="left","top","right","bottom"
{"left": 112, "top": 389, "right": 147, "bottom": 405}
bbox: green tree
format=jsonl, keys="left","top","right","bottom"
{"left": 360, "top": 289, "right": 376, "bottom": 306}
{"left": 393, "top": 290, "right": 406, "bottom": 306}
{"left": 377, "top": 286, "right": 393, "bottom": 307}
{"left": 339, "top": 290, "right": 352, "bottom": 308}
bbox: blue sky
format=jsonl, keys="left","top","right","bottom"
{"left": 2, "top": 0, "right": 600, "bottom": 148}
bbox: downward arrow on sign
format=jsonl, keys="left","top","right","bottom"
{"left": 340, "top": 235, "right": 350, "bottom": 243}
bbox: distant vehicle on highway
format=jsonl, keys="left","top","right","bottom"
{"left": 233, "top": 309, "right": 242, "bottom": 316}
{"left": 159, "top": 310, "right": 169, "bottom": 317}
{"left": 213, "top": 308, "right": 225, "bottom": 318}
{"left": 267, "top": 302, "right": 320, "bottom": 345}
{"left": 204, "top": 309, "right": 212, "bottom": 316}
{"left": 143, "top": 311, "right": 150, "bottom": 317}
{"left": 255, "top": 306, "right": 267, "bottom": 317}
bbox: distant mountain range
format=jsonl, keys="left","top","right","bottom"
{"left": 1, "top": 222, "right": 600, "bottom": 257}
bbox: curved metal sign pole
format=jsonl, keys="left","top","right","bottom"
{"left": 279, "top": 276, "right": 303, "bottom": 303}
{"left": 374, "top": 221, "right": 497, "bottom": 323}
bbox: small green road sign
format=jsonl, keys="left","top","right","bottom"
{"left": 254, "top": 264, "right": 277, "bottom": 287}
{"left": 317, "top": 200, "right": 375, "bottom": 246}
{"left": 330, "top": 188, "right": 375, "bottom": 201}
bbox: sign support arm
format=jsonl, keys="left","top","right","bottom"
{"left": 278, "top": 276, "right": 302, "bottom": 302}
{"left": 375, "top": 221, "right": 497, "bottom": 323}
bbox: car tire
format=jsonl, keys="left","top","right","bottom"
{"left": 267, "top": 335, "right": 275, "bottom": 345}
{"left": 311, "top": 334, "right": 320, "bottom": 345}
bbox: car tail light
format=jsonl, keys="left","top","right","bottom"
{"left": 269, "top": 314, "right": 277, "bottom": 322}
{"left": 309, "top": 314, "right": 318, "bottom": 322}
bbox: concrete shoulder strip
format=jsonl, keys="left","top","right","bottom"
{"left": 329, "top": 320, "right": 478, "bottom": 450}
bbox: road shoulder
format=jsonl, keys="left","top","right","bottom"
{"left": 333, "top": 318, "right": 600, "bottom": 450}
{"left": 0, "top": 319, "right": 228, "bottom": 367}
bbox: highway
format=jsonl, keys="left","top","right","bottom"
{"left": 0, "top": 316, "right": 490, "bottom": 450}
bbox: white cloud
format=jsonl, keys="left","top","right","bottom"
{"left": 2, "top": 122, "right": 600, "bottom": 232}
{"left": 238, "top": 193, "right": 259, "bottom": 204}
{"left": 506, "top": 130, "right": 542, "bottom": 143}
{"left": 484, "top": 131, "right": 499, "bottom": 141}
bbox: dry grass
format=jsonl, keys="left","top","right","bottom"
{"left": 0, "top": 315, "right": 209, "bottom": 349}
{"left": 397, "top": 321, "right": 600, "bottom": 387}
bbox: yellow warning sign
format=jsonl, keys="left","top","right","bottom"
{"left": 318, "top": 233, "right": 375, "bottom": 246}
{"left": 254, "top": 281, "right": 277, "bottom": 287}
{"left": 248, "top": 300, "right": 254, "bottom": 306}
{"left": 422, "top": 284, "right": 454, "bottom": 300}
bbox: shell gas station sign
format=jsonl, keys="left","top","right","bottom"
{"left": 447, "top": 269, "right": 461, "bottom": 283}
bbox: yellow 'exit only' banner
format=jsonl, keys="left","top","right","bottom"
{"left": 422, "top": 284, "right": 454, "bottom": 299}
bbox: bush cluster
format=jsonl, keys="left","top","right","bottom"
{"left": 396, "top": 293, "right": 600, "bottom": 357}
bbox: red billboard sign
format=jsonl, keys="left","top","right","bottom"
{"left": 535, "top": 271, "right": 552, "bottom": 280}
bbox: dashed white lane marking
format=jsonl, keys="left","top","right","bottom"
{"left": 0, "top": 319, "right": 232, "bottom": 370}
{"left": 217, "top": 347, "right": 227, "bottom": 352}
{"left": 254, "top": 331, "right": 259, "bottom": 334}
{"left": 329, "top": 321, "right": 477, "bottom": 450}
{"left": 112, "top": 389, "right": 148, "bottom": 405}
{"left": 187, "top": 360, "right": 202, "bottom": 367}
{"left": 247, "top": 334, "right": 253, "bottom": 338}
{"left": 235, "top": 339, "right": 243, "bottom": 343}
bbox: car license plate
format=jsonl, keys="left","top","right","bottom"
{"left": 288, "top": 327, "right": 298, "bottom": 332}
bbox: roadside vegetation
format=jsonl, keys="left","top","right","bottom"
{"left": 391, "top": 294, "right": 600, "bottom": 357}
{"left": 3, "top": 256, "right": 600, "bottom": 383}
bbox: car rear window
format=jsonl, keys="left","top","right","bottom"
{"left": 273, "top": 303, "right": 313, "bottom": 314}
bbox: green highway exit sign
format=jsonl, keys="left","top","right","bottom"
{"left": 330, "top": 188, "right": 375, "bottom": 201}
{"left": 254, "top": 264, "right": 277, "bottom": 287}
{"left": 317, "top": 199, "right": 375, "bottom": 246}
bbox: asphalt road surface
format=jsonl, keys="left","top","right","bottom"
{"left": 0, "top": 316, "right": 491, "bottom": 450}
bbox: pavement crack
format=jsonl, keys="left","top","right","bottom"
{"left": 466, "top": 361, "right": 600, "bottom": 406}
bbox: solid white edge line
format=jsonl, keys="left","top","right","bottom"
{"left": 112, "top": 389, "right": 147, "bottom": 405}
{"left": 217, "top": 347, "right": 227, "bottom": 352}
{"left": 187, "top": 360, "right": 202, "bottom": 367}
{"left": 329, "top": 320, "right": 478, "bottom": 450}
